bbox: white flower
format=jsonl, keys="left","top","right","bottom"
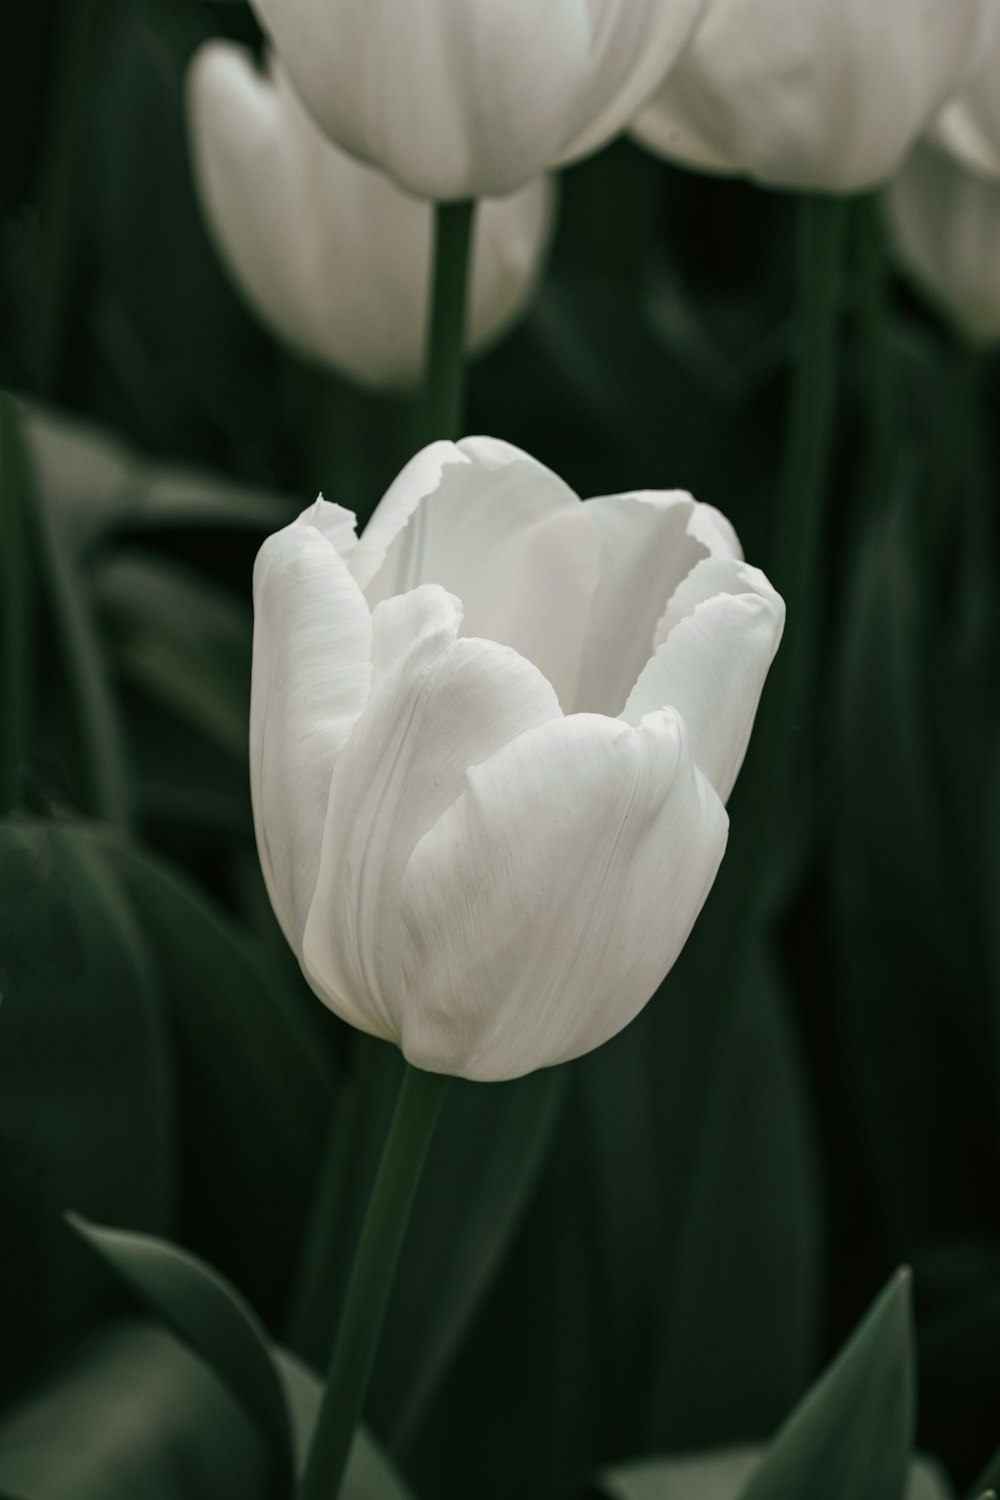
{"left": 632, "top": 0, "right": 989, "bottom": 194}
{"left": 887, "top": 141, "right": 1000, "bottom": 345}
{"left": 251, "top": 438, "right": 784, "bottom": 1081}
{"left": 186, "top": 43, "right": 554, "bottom": 389}
{"left": 243, "top": 0, "right": 707, "bottom": 200}
{"left": 930, "top": 6, "right": 1000, "bottom": 179}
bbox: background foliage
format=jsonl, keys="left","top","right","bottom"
{"left": 2, "top": 1, "right": 999, "bottom": 1497}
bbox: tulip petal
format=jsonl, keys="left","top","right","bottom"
{"left": 576, "top": 490, "right": 742, "bottom": 716}
{"left": 400, "top": 709, "right": 728, "bottom": 1080}
{"left": 302, "top": 585, "right": 561, "bottom": 1039}
{"left": 353, "top": 438, "right": 600, "bottom": 710}
{"left": 622, "top": 557, "right": 785, "bottom": 803}
{"left": 250, "top": 504, "right": 373, "bottom": 958}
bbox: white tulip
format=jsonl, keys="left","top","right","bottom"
{"left": 251, "top": 437, "right": 784, "bottom": 1081}
{"left": 243, "top": 0, "right": 708, "bottom": 201}
{"left": 186, "top": 43, "right": 554, "bottom": 389}
{"left": 632, "top": 0, "right": 989, "bottom": 194}
{"left": 887, "top": 141, "right": 1000, "bottom": 345}
{"left": 930, "top": 6, "right": 1000, "bottom": 179}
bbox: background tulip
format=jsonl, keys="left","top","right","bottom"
{"left": 887, "top": 142, "right": 1000, "bottom": 346}
{"left": 930, "top": 6, "right": 1000, "bottom": 179}
{"left": 632, "top": 0, "right": 990, "bottom": 193}
{"left": 186, "top": 43, "right": 555, "bottom": 389}
{"left": 251, "top": 438, "right": 784, "bottom": 1081}
{"left": 243, "top": 0, "right": 708, "bottom": 201}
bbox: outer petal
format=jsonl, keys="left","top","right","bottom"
{"left": 574, "top": 490, "right": 742, "bottom": 716}
{"left": 633, "top": 0, "right": 988, "bottom": 193}
{"left": 400, "top": 709, "right": 728, "bottom": 1080}
{"left": 888, "top": 142, "right": 1000, "bottom": 346}
{"left": 354, "top": 438, "right": 600, "bottom": 710}
{"left": 623, "top": 556, "right": 784, "bottom": 803}
{"left": 250, "top": 502, "right": 372, "bottom": 957}
{"left": 187, "top": 44, "right": 556, "bottom": 388}
{"left": 301, "top": 586, "right": 561, "bottom": 1038}
{"left": 246, "top": 0, "right": 705, "bottom": 199}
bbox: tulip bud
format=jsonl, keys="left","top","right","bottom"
{"left": 633, "top": 0, "right": 990, "bottom": 194}
{"left": 251, "top": 438, "right": 784, "bottom": 1081}
{"left": 243, "top": 0, "right": 708, "bottom": 201}
{"left": 887, "top": 142, "right": 1000, "bottom": 346}
{"left": 186, "top": 43, "right": 555, "bottom": 389}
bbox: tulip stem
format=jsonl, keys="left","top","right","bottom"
{"left": 297, "top": 1061, "right": 450, "bottom": 1500}
{"left": 0, "top": 397, "right": 37, "bottom": 813}
{"left": 415, "top": 199, "right": 477, "bottom": 443}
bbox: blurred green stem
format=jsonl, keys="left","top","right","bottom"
{"left": 0, "top": 397, "right": 36, "bottom": 811}
{"left": 413, "top": 201, "right": 477, "bottom": 445}
{"left": 297, "top": 1062, "right": 450, "bottom": 1500}
{"left": 730, "top": 194, "right": 848, "bottom": 916}
{"left": 855, "top": 193, "right": 895, "bottom": 506}
{"left": 36, "top": 0, "right": 105, "bottom": 395}
{"left": 920, "top": 340, "right": 986, "bottom": 566}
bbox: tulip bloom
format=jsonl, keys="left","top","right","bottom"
{"left": 243, "top": 0, "right": 707, "bottom": 201}
{"left": 187, "top": 43, "right": 554, "bottom": 388}
{"left": 888, "top": 143, "right": 1000, "bottom": 346}
{"left": 251, "top": 439, "right": 784, "bottom": 1080}
{"left": 633, "top": 0, "right": 990, "bottom": 193}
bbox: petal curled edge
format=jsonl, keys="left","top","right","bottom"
{"left": 623, "top": 556, "right": 785, "bottom": 804}
{"left": 302, "top": 585, "right": 561, "bottom": 1040}
{"left": 355, "top": 437, "right": 600, "bottom": 710}
{"left": 400, "top": 709, "right": 729, "bottom": 1081}
{"left": 250, "top": 504, "right": 372, "bottom": 958}
{"left": 575, "top": 490, "right": 743, "bottom": 716}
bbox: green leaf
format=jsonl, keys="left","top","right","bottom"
{"left": 739, "top": 1270, "right": 915, "bottom": 1500}
{"left": 647, "top": 943, "right": 822, "bottom": 1446}
{"left": 22, "top": 402, "right": 291, "bottom": 560}
{"left": 95, "top": 828, "right": 331, "bottom": 1313}
{"left": 67, "top": 1217, "right": 293, "bottom": 1482}
{"left": 94, "top": 552, "right": 251, "bottom": 760}
{"left": 0, "top": 821, "right": 174, "bottom": 1388}
{"left": 0, "top": 1321, "right": 268, "bottom": 1500}
{"left": 272, "top": 1348, "right": 416, "bottom": 1499}
{"left": 596, "top": 1451, "right": 950, "bottom": 1500}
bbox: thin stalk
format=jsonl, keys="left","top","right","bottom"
{"left": 413, "top": 200, "right": 477, "bottom": 445}
{"left": 297, "top": 1062, "right": 450, "bottom": 1500}
{"left": 36, "top": 0, "right": 106, "bottom": 394}
{"left": 732, "top": 194, "right": 849, "bottom": 918}
{"left": 0, "top": 396, "right": 36, "bottom": 811}
{"left": 855, "top": 193, "right": 895, "bottom": 508}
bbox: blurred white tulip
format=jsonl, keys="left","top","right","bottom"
{"left": 888, "top": 142, "right": 1000, "bottom": 345}
{"left": 187, "top": 42, "right": 555, "bottom": 389}
{"left": 633, "top": 0, "right": 990, "bottom": 193}
{"left": 243, "top": 0, "right": 707, "bottom": 200}
{"left": 251, "top": 438, "right": 784, "bottom": 1081}
{"left": 930, "top": 6, "right": 1000, "bottom": 179}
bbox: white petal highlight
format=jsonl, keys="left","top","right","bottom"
{"left": 357, "top": 438, "right": 600, "bottom": 710}
{"left": 400, "top": 710, "right": 728, "bottom": 1080}
{"left": 250, "top": 504, "right": 372, "bottom": 957}
{"left": 624, "top": 557, "right": 785, "bottom": 803}
{"left": 301, "top": 586, "right": 561, "bottom": 1038}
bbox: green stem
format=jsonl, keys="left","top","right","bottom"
{"left": 0, "top": 396, "right": 36, "bottom": 811}
{"left": 297, "top": 1062, "right": 450, "bottom": 1500}
{"left": 855, "top": 193, "right": 895, "bottom": 507}
{"left": 285, "top": 1037, "right": 403, "bottom": 1368}
{"left": 413, "top": 200, "right": 477, "bottom": 445}
{"left": 37, "top": 0, "right": 105, "bottom": 394}
{"left": 731, "top": 193, "right": 849, "bottom": 916}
